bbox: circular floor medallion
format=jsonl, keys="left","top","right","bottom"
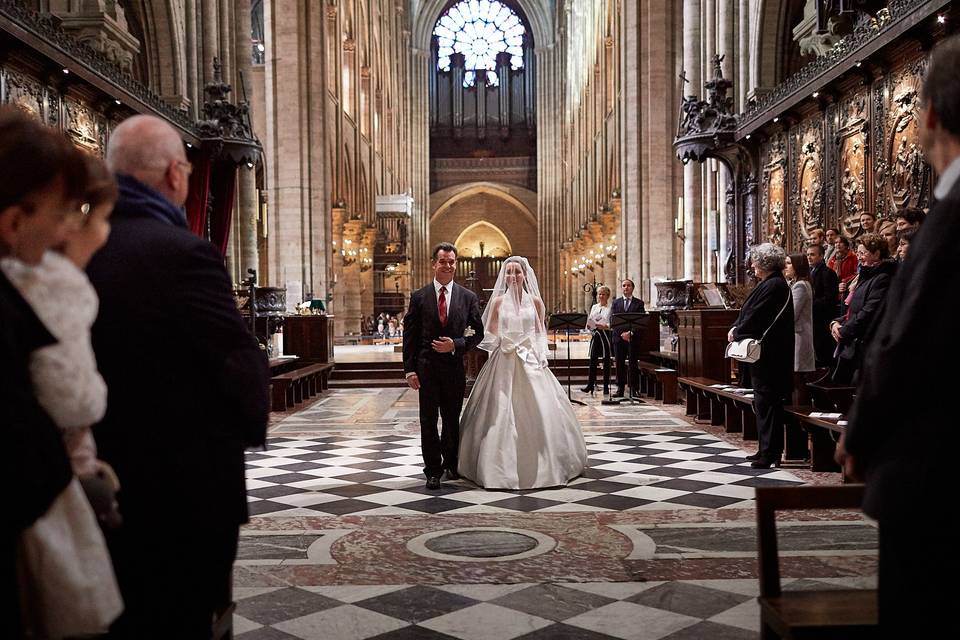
{"left": 407, "top": 527, "right": 556, "bottom": 562}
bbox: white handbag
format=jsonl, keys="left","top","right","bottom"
{"left": 725, "top": 292, "right": 792, "bottom": 364}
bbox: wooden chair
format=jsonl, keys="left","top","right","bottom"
{"left": 756, "top": 484, "right": 878, "bottom": 639}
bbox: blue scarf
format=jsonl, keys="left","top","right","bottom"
{"left": 113, "top": 174, "right": 188, "bottom": 229}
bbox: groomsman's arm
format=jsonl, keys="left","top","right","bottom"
{"left": 403, "top": 290, "right": 422, "bottom": 377}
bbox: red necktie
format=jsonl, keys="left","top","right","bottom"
{"left": 438, "top": 286, "right": 448, "bottom": 326}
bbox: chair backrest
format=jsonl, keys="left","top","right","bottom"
{"left": 755, "top": 484, "right": 865, "bottom": 597}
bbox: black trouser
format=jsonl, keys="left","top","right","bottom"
{"left": 587, "top": 330, "right": 612, "bottom": 391}
{"left": 615, "top": 338, "right": 640, "bottom": 394}
{"left": 418, "top": 359, "right": 466, "bottom": 478}
{"left": 752, "top": 385, "right": 786, "bottom": 461}
{"left": 878, "top": 518, "right": 951, "bottom": 634}
{"left": 107, "top": 519, "right": 238, "bottom": 638}
{"left": 812, "top": 315, "right": 835, "bottom": 368}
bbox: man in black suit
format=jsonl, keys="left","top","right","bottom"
{"left": 87, "top": 115, "right": 269, "bottom": 637}
{"left": 805, "top": 243, "right": 839, "bottom": 368}
{"left": 611, "top": 278, "right": 646, "bottom": 397}
{"left": 403, "top": 243, "right": 484, "bottom": 489}
{"left": 838, "top": 35, "right": 960, "bottom": 634}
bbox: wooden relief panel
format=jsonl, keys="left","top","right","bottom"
{"left": 761, "top": 133, "right": 788, "bottom": 247}
{"left": 791, "top": 117, "right": 824, "bottom": 249}
{"left": 834, "top": 92, "right": 869, "bottom": 238}
{"left": 64, "top": 97, "right": 103, "bottom": 155}
{"left": 874, "top": 58, "right": 930, "bottom": 216}
{"left": 3, "top": 68, "right": 45, "bottom": 119}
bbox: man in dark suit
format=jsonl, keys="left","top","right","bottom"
{"left": 837, "top": 35, "right": 960, "bottom": 634}
{"left": 87, "top": 115, "right": 269, "bottom": 637}
{"left": 805, "top": 243, "right": 839, "bottom": 368}
{"left": 403, "top": 243, "right": 484, "bottom": 489}
{"left": 610, "top": 278, "right": 646, "bottom": 397}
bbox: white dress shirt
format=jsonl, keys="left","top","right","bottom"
{"left": 434, "top": 278, "right": 453, "bottom": 313}
{"left": 934, "top": 155, "right": 960, "bottom": 201}
{"left": 586, "top": 303, "right": 612, "bottom": 330}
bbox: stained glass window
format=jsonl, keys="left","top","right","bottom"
{"left": 434, "top": 0, "right": 526, "bottom": 87}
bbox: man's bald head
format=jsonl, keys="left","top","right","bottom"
{"left": 106, "top": 115, "right": 191, "bottom": 206}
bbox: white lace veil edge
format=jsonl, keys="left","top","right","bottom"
{"left": 478, "top": 256, "right": 548, "bottom": 359}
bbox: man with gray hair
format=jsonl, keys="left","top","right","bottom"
{"left": 88, "top": 115, "right": 269, "bottom": 637}
{"left": 838, "top": 35, "right": 960, "bottom": 633}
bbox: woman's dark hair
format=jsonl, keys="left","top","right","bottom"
{"left": 895, "top": 206, "right": 925, "bottom": 227}
{"left": 858, "top": 233, "right": 890, "bottom": 260}
{"left": 787, "top": 253, "right": 810, "bottom": 281}
{"left": 431, "top": 242, "right": 457, "bottom": 259}
{"left": 0, "top": 105, "right": 88, "bottom": 212}
{"left": 897, "top": 227, "right": 917, "bottom": 244}
{"left": 836, "top": 236, "right": 850, "bottom": 249}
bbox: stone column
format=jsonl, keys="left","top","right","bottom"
{"left": 201, "top": 0, "right": 219, "bottom": 84}
{"left": 718, "top": 1, "right": 735, "bottom": 281}
{"left": 620, "top": 0, "right": 642, "bottom": 292}
{"left": 683, "top": 0, "right": 703, "bottom": 281}
{"left": 411, "top": 49, "right": 431, "bottom": 288}
{"left": 235, "top": 0, "right": 259, "bottom": 277}
{"left": 738, "top": 0, "right": 750, "bottom": 110}
{"left": 185, "top": 0, "right": 199, "bottom": 116}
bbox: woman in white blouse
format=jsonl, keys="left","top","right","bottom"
{"left": 582, "top": 285, "right": 613, "bottom": 394}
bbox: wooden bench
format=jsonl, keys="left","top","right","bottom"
{"left": 756, "top": 484, "right": 878, "bottom": 639}
{"left": 637, "top": 361, "right": 679, "bottom": 403}
{"left": 785, "top": 407, "right": 846, "bottom": 473}
{"left": 271, "top": 362, "right": 334, "bottom": 412}
{"left": 806, "top": 379, "right": 857, "bottom": 414}
{"left": 678, "top": 376, "right": 758, "bottom": 440}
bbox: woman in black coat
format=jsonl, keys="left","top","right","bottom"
{"left": 728, "top": 243, "right": 795, "bottom": 468}
{"left": 830, "top": 233, "right": 896, "bottom": 384}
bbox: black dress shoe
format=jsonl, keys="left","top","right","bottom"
{"left": 580, "top": 386, "right": 595, "bottom": 393}
{"left": 444, "top": 469, "right": 461, "bottom": 481}
{"left": 745, "top": 452, "right": 761, "bottom": 461}
{"left": 426, "top": 476, "right": 442, "bottom": 490}
{"left": 750, "top": 458, "right": 781, "bottom": 469}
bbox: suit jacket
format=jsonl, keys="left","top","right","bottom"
{"left": 732, "top": 271, "right": 794, "bottom": 395}
{"left": 809, "top": 261, "right": 840, "bottom": 323}
{"left": 845, "top": 179, "right": 960, "bottom": 522}
{"left": 610, "top": 296, "right": 646, "bottom": 350}
{"left": 87, "top": 175, "right": 269, "bottom": 529}
{"left": 1, "top": 271, "right": 73, "bottom": 637}
{"left": 402, "top": 281, "right": 484, "bottom": 377}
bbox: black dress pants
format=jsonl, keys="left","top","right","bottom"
{"left": 752, "top": 385, "right": 786, "bottom": 461}
{"left": 418, "top": 359, "right": 466, "bottom": 478}
{"left": 587, "top": 330, "right": 612, "bottom": 391}
{"left": 615, "top": 339, "right": 640, "bottom": 394}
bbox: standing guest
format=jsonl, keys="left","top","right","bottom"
{"left": 784, "top": 254, "right": 815, "bottom": 373}
{"left": 894, "top": 206, "right": 925, "bottom": 231}
{"left": 877, "top": 219, "right": 898, "bottom": 256}
{"left": 727, "top": 244, "right": 794, "bottom": 469}
{"left": 88, "top": 115, "right": 270, "bottom": 637}
{"left": 837, "top": 35, "right": 960, "bottom": 634}
{"left": 806, "top": 244, "right": 840, "bottom": 368}
{"left": 809, "top": 228, "right": 826, "bottom": 254}
{"left": 828, "top": 236, "right": 857, "bottom": 292}
{"left": 858, "top": 211, "right": 877, "bottom": 235}
{"left": 896, "top": 227, "right": 915, "bottom": 261}
{"left": 611, "top": 278, "right": 646, "bottom": 398}
{"left": 0, "top": 105, "right": 90, "bottom": 639}
{"left": 824, "top": 227, "right": 840, "bottom": 262}
{"left": 581, "top": 285, "right": 613, "bottom": 395}
{"left": 829, "top": 234, "right": 895, "bottom": 384}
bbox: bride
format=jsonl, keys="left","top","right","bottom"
{"left": 458, "top": 256, "right": 588, "bottom": 489}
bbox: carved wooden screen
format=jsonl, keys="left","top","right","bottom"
{"left": 790, "top": 116, "right": 825, "bottom": 248}
{"left": 828, "top": 90, "right": 870, "bottom": 239}
{"left": 760, "top": 132, "right": 788, "bottom": 248}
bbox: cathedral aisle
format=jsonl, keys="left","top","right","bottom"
{"left": 234, "top": 390, "right": 877, "bottom": 639}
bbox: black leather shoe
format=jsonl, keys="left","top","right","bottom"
{"left": 750, "top": 458, "right": 781, "bottom": 469}
{"left": 444, "top": 469, "right": 461, "bottom": 481}
{"left": 580, "top": 386, "right": 595, "bottom": 393}
{"left": 745, "top": 452, "right": 761, "bottom": 461}
{"left": 426, "top": 476, "right": 442, "bottom": 490}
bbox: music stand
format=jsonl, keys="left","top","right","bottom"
{"left": 548, "top": 313, "right": 588, "bottom": 406}
{"left": 609, "top": 312, "right": 651, "bottom": 405}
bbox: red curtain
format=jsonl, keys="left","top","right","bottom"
{"left": 184, "top": 152, "right": 212, "bottom": 237}
{"left": 208, "top": 162, "right": 237, "bottom": 255}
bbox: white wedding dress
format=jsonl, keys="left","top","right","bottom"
{"left": 458, "top": 258, "right": 587, "bottom": 490}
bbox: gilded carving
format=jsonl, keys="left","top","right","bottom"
{"left": 761, "top": 134, "right": 788, "bottom": 247}
{"left": 64, "top": 97, "right": 101, "bottom": 154}
{"left": 791, "top": 117, "right": 824, "bottom": 247}
{"left": 3, "top": 69, "right": 44, "bottom": 119}
{"left": 835, "top": 92, "right": 869, "bottom": 237}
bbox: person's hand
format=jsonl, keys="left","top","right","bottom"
{"left": 839, "top": 281, "right": 847, "bottom": 294}
{"left": 830, "top": 322, "right": 842, "bottom": 341}
{"left": 727, "top": 327, "right": 736, "bottom": 343}
{"left": 620, "top": 331, "right": 631, "bottom": 342}
{"left": 597, "top": 323, "right": 609, "bottom": 330}
{"left": 834, "top": 434, "right": 862, "bottom": 482}
{"left": 432, "top": 337, "right": 455, "bottom": 353}
{"left": 406, "top": 373, "right": 421, "bottom": 390}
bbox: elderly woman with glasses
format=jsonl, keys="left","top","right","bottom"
{"left": 829, "top": 233, "right": 897, "bottom": 384}
{"left": 727, "top": 243, "right": 795, "bottom": 469}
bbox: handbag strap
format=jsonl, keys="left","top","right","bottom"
{"left": 759, "top": 289, "right": 792, "bottom": 344}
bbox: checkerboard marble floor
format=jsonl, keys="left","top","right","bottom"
{"left": 245, "top": 431, "right": 804, "bottom": 517}
{"left": 233, "top": 577, "right": 877, "bottom": 639}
